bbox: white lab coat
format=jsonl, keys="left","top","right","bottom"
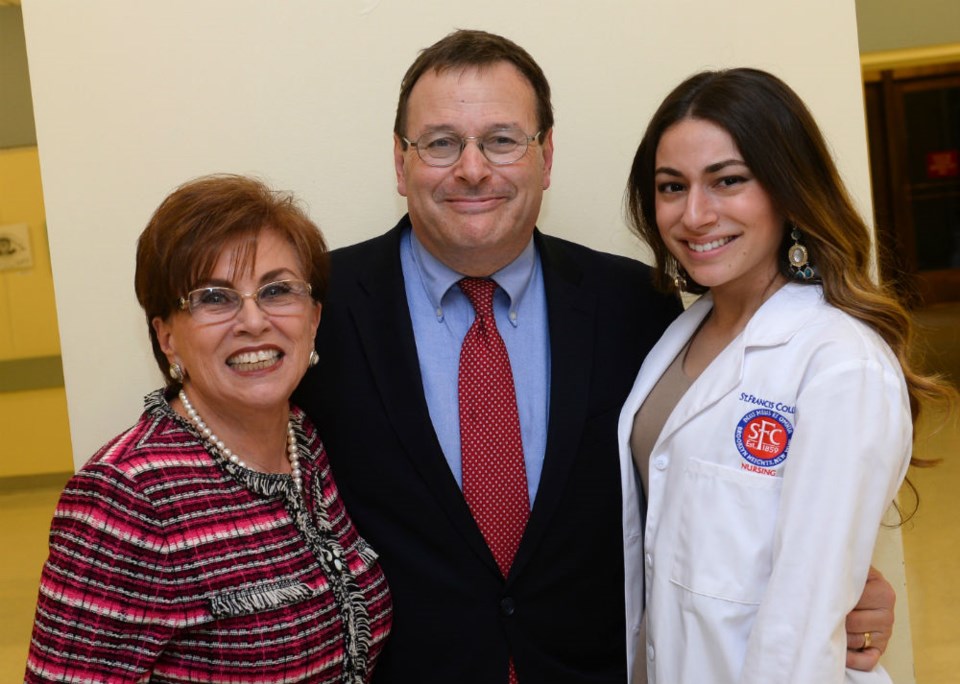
{"left": 618, "top": 283, "right": 911, "bottom": 684}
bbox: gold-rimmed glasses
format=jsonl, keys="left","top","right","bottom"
{"left": 178, "top": 279, "right": 313, "bottom": 323}
{"left": 402, "top": 126, "right": 540, "bottom": 167}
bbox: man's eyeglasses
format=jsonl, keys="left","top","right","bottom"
{"left": 402, "top": 126, "right": 540, "bottom": 167}
{"left": 178, "top": 279, "right": 313, "bottom": 323}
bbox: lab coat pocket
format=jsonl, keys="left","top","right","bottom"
{"left": 670, "top": 458, "right": 782, "bottom": 604}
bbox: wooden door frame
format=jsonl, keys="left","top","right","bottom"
{"left": 863, "top": 55, "right": 960, "bottom": 305}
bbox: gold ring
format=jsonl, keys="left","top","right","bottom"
{"left": 863, "top": 631, "right": 873, "bottom": 650}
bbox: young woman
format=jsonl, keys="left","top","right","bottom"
{"left": 619, "top": 68, "right": 951, "bottom": 683}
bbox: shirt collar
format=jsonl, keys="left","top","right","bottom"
{"left": 408, "top": 228, "right": 538, "bottom": 325}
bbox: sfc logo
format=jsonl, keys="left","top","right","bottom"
{"left": 735, "top": 409, "right": 793, "bottom": 468}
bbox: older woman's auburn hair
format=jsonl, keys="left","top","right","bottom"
{"left": 625, "top": 67, "right": 954, "bottom": 464}
{"left": 135, "top": 174, "right": 329, "bottom": 388}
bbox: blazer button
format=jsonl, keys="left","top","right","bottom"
{"left": 500, "top": 597, "right": 516, "bottom": 616}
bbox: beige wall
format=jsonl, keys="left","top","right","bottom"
{"left": 21, "top": 0, "right": 913, "bottom": 679}
{"left": 22, "top": 0, "right": 876, "bottom": 463}
{"left": 0, "top": 7, "right": 36, "bottom": 147}
{"left": 856, "top": 0, "right": 960, "bottom": 52}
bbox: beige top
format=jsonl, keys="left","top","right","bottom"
{"left": 628, "top": 346, "right": 694, "bottom": 684}
{"left": 630, "top": 346, "right": 694, "bottom": 497}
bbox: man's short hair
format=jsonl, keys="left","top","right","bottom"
{"left": 394, "top": 29, "right": 554, "bottom": 144}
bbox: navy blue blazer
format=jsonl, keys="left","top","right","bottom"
{"left": 294, "top": 216, "right": 680, "bottom": 684}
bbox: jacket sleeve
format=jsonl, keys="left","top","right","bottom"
{"left": 738, "top": 355, "right": 911, "bottom": 683}
{"left": 24, "top": 460, "right": 173, "bottom": 683}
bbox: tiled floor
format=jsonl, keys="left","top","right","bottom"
{"left": 902, "top": 402, "right": 960, "bottom": 684}
{"left": 903, "top": 301, "right": 960, "bottom": 683}
{"left": 0, "top": 475, "right": 68, "bottom": 682}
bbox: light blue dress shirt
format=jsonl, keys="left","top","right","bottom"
{"left": 400, "top": 227, "right": 551, "bottom": 506}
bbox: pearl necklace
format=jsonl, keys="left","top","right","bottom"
{"left": 178, "top": 389, "right": 302, "bottom": 491}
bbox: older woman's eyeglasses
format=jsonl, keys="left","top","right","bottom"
{"left": 402, "top": 126, "right": 540, "bottom": 167}
{"left": 178, "top": 279, "right": 313, "bottom": 323}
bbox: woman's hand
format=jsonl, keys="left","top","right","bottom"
{"left": 845, "top": 566, "right": 895, "bottom": 670}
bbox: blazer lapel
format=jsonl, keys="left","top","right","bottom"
{"left": 348, "top": 221, "right": 498, "bottom": 573}
{"left": 509, "top": 233, "right": 596, "bottom": 577}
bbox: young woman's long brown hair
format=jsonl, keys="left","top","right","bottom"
{"left": 626, "top": 68, "right": 955, "bottom": 480}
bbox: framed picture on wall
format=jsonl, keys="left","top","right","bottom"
{"left": 0, "top": 223, "right": 32, "bottom": 271}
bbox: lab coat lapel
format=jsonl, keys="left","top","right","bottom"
{"left": 655, "top": 283, "right": 819, "bottom": 448}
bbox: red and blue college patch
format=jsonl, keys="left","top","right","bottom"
{"left": 734, "top": 409, "right": 793, "bottom": 468}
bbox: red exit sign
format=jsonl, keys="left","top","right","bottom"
{"left": 926, "top": 150, "right": 959, "bottom": 178}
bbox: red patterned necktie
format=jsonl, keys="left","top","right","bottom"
{"left": 458, "top": 278, "right": 529, "bottom": 684}
{"left": 458, "top": 277, "right": 530, "bottom": 576}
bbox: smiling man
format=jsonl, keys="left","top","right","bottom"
{"left": 395, "top": 60, "right": 551, "bottom": 278}
{"left": 293, "top": 29, "right": 896, "bottom": 684}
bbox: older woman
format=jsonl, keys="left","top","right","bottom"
{"left": 25, "top": 175, "right": 391, "bottom": 683}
